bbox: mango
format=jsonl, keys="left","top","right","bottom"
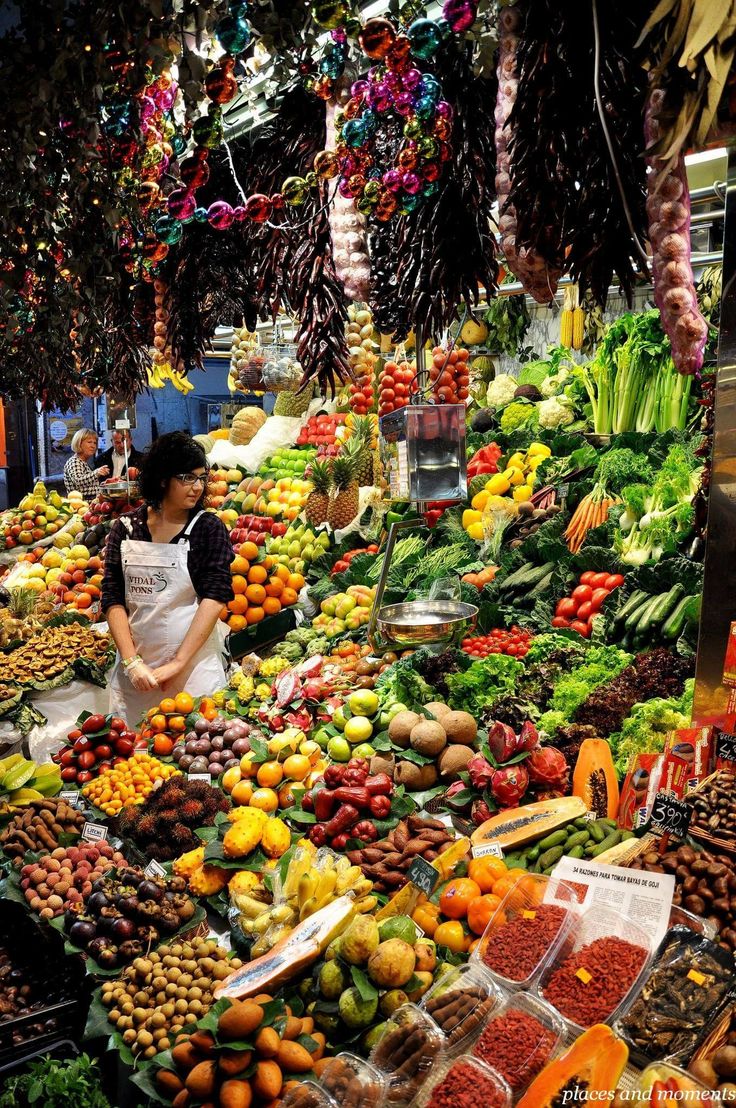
{"left": 184, "top": 1060, "right": 217, "bottom": 1099}
{"left": 218, "top": 999, "right": 264, "bottom": 1041}
{"left": 277, "top": 1040, "right": 315, "bottom": 1073}
{"left": 252, "top": 1060, "right": 283, "bottom": 1100}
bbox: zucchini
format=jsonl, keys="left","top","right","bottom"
{"left": 614, "top": 590, "right": 647, "bottom": 627}
{"left": 639, "top": 582, "right": 685, "bottom": 635}
{"left": 500, "top": 561, "right": 555, "bottom": 593}
{"left": 528, "top": 571, "right": 554, "bottom": 598}
{"left": 663, "top": 593, "right": 698, "bottom": 640}
{"left": 625, "top": 593, "right": 658, "bottom": 631}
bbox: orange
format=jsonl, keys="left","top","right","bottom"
{"left": 286, "top": 573, "right": 305, "bottom": 591}
{"left": 263, "top": 597, "right": 281, "bottom": 616}
{"left": 152, "top": 734, "right": 174, "bottom": 757}
{"left": 505, "top": 867, "right": 528, "bottom": 883}
{"left": 282, "top": 754, "right": 310, "bottom": 782}
{"left": 240, "top": 541, "right": 259, "bottom": 562}
{"left": 278, "top": 782, "right": 297, "bottom": 808}
{"left": 159, "top": 698, "right": 177, "bottom": 715}
{"left": 231, "top": 555, "right": 250, "bottom": 575}
{"left": 174, "top": 692, "right": 194, "bottom": 714}
{"left": 75, "top": 592, "right": 92, "bottom": 609}
{"left": 433, "top": 920, "right": 469, "bottom": 954}
{"left": 200, "top": 697, "right": 216, "bottom": 714}
{"left": 230, "top": 780, "right": 254, "bottom": 805}
{"left": 220, "top": 607, "right": 229, "bottom": 622}
{"left": 229, "top": 594, "right": 249, "bottom": 615}
{"left": 82, "top": 583, "right": 100, "bottom": 598}
{"left": 246, "top": 606, "right": 265, "bottom": 624}
{"left": 245, "top": 583, "right": 266, "bottom": 604}
{"left": 149, "top": 714, "right": 168, "bottom": 733}
{"left": 249, "top": 787, "right": 279, "bottom": 813}
{"left": 467, "top": 894, "right": 502, "bottom": 936}
{"left": 232, "top": 574, "right": 248, "bottom": 594}
{"left": 228, "top": 614, "right": 247, "bottom": 633}
{"left": 439, "top": 878, "right": 482, "bottom": 920}
{"left": 257, "top": 760, "right": 284, "bottom": 788}
{"left": 248, "top": 564, "right": 268, "bottom": 585}
{"left": 468, "top": 856, "right": 508, "bottom": 893}
{"left": 202, "top": 706, "right": 218, "bottom": 721}
{"left": 274, "top": 564, "right": 290, "bottom": 583}
{"left": 239, "top": 755, "right": 257, "bottom": 777}
{"left": 265, "top": 577, "right": 284, "bottom": 597}
{"left": 281, "top": 587, "right": 298, "bottom": 607}
{"left": 169, "top": 715, "right": 186, "bottom": 732}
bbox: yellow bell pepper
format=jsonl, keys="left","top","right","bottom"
{"left": 513, "top": 484, "right": 534, "bottom": 502}
{"left": 503, "top": 467, "right": 525, "bottom": 486}
{"left": 462, "top": 509, "right": 482, "bottom": 529}
{"left": 471, "top": 490, "right": 490, "bottom": 511}
{"left": 466, "top": 521, "right": 485, "bottom": 541}
{"left": 508, "top": 451, "right": 526, "bottom": 468}
{"left": 527, "top": 442, "right": 552, "bottom": 458}
{"left": 485, "top": 473, "right": 510, "bottom": 496}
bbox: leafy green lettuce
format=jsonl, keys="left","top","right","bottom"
{"left": 446, "top": 654, "right": 524, "bottom": 716}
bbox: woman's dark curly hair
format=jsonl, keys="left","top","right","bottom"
{"left": 138, "top": 431, "right": 210, "bottom": 510}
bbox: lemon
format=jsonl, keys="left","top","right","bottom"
{"left": 344, "top": 716, "right": 373, "bottom": 744}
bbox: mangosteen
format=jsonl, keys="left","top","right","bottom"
{"left": 117, "top": 894, "right": 140, "bottom": 916}
{"left": 64, "top": 904, "right": 84, "bottom": 931}
{"left": 179, "top": 754, "right": 194, "bottom": 771}
{"left": 111, "top": 916, "right": 136, "bottom": 942}
{"left": 172, "top": 745, "right": 184, "bottom": 762}
{"left": 184, "top": 739, "right": 199, "bottom": 756}
{"left": 135, "top": 924, "right": 160, "bottom": 944}
{"left": 118, "top": 868, "right": 143, "bottom": 884}
{"left": 207, "top": 717, "right": 226, "bottom": 736}
{"left": 171, "top": 896, "right": 195, "bottom": 922}
{"left": 193, "top": 718, "right": 210, "bottom": 736}
{"left": 137, "top": 880, "right": 164, "bottom": 903}
{"left": 98, "top": 907, "right": 124, "bottom": 935}
{"left": 210, "top": 735, "right": 225, "bottom": 752}
{"left": 232, "top": 737, "right": 251, "bottom": 757}
{"left": 193, "top": 738, "right": 211, "bottom": 756}
{"left": 96, "top": 945, "right": 119, "bottom": 970}
{"left": 167, "top": 876, "right": 187, "bottom": 894}
{"left": 188, "top": 756, "right": 209, "bottom": 774}
{"left": 69, "top": 919, "right": 97, "bottom": 947}
{"left": 118, "top": 939, "right": 144, "bottom": 961}
{"left": 157, "top": 909, "right": 181, "bottom": 933}
{"left": 86, "top": 890, "right": 110, "bottom": 915}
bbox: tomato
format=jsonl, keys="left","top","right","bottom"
{"left": 570, "top": 619, "right": 591, "bottom": 638}
{"left": 589, "top": 572, "right": 609, "bottom": 589}
{"left": 571, "top": 585, "right": 593, "bottom": 603}
{"left": 605, "top": 574, "right": 625, "bottom": 590}
{"left": 577, "top": 601, "right": 593, "bottom": 621}
{"left": 551, "top": 616, "right": 570, "bottom": 628}
{"left": 557, "top": 597, "right": 578, "bottom": 618}
{"left": 590, "top": 587, "right": 610, "bottom": 611}
{"left": 580, "top": 571, "right": 596, "bottom": 585}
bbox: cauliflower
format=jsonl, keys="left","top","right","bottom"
{"left": 486, "top": 373, "right": 519, "bottom": 409}
{"left": 537, "top": 395, "right": 575, "bottom": 429}
{"left": 540, "top": 367, "right": 572, "bottom": 398}
{"left": 499, "top": 401, "right": 538, "bottom": 434}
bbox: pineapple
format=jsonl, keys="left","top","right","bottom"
{"left": 328, "top": 453, "right": 359, "bottom": 529}
{"left": 305, "top": 460, "right": 331, "bottom": 525}
{"left": 348, "top": 415, "right": 376, "bottom": 486}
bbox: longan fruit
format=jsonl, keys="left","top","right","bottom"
{"left": 109, "top": 1009, "right": 121, "bottom": 1023}
{"left": 161, "top": 1003, "right": 175, "bottom": 1019}
{"left": 165, "top": 984, "right": 178, "bottom": 998}
{"left": 134, "top": 991, "right": 149, "bottom": 1006}
{"left": 198, "top": 957, "right": 215, "bottom": 974}
{"left": 153, "top": 976, "right": 167, "bottom": 991}
{"left": 121, "top": 1002, "right": 134, "bottom": 1017}
{"left": 143, "top": 1046, "right": 157, "bottom": 1060}
{"left": 188, "top": 1001, "right": 203, "bottom": 1017}
{"left": 212, "top": 963, "right": 230, "bottom": 980}
{"left": 122, "top": 1029, "right": 137, "bottom": 1045}
{"left": 150, "top": 1011, "right": 167, "bottom": 1029}
{"left": 153, "top": 1028, "right": 168, "bottom": 1042}
{"left": 175, "top": 987, "right": 187, "bottom": 1000}
{"left": 166, "top": 968, "right": 181, "bottom": 983}
{"left": 159, "top": 1038, "right": 170, "bottom": 1053}
{"left": 174, "top": 999, "right": 188, "bottom": 1015}
{"left": 182, "top": 960, "right": 197, "bottom": 973}
{"left": 137, "top": 1030, "right": 154, "bottom": 1048}
{"left": 132, "top": 1007, "right": 148, "bottom": 1024}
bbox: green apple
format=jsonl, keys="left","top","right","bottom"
{"left": 352, "top": 742, "right": 376, "bottom": 759}
{"left": 327, "top": 736, "right": 351, "bottom": 762}
{"left": 379, "top": 711, "right": 391, "bottom": 730}
{"left": 388, "top": 702, "right": 408, "bottom": 720}
{"left": 333, "top": 707, "right": 347, "bottom": 731}
{"left": 312, "top": 726, "right": 332, "bottom": 748}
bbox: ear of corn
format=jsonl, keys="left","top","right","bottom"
{"left": 572, "top": 307, "right": 585, "bottom": 350}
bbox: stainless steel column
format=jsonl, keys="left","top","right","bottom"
{"left": 693, "top": 146, "right": 736, "bottom": 726}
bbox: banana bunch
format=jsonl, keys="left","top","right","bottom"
{"left": 235, "top": 848, "right": 375, "bottom": 958}
{"left": 0, "top": 753, "right": 61, "bottom": 813}
{"left": 146, "top": 361, "right": 194, "bottom": 393}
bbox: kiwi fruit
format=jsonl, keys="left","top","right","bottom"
{"left": 409, "top": 720, "right": 447, "bottom": 756}
{"left": 438, "top": 744, "right": 475, "bottom": 780}
{"left": 441, "top": 710, "right": 478, "bottom": 746}
{"left": 424, "top": 701, "right": 451, "bottom": 722}
{"left": 388, "top": 710, "right": 423, "bottom": 749}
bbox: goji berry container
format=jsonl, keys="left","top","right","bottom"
{"left": 470, "top": 873, "right": 580, "bottom": 992}
{"left": 419, "top": 963, "right": 503, "bottom": 1056}
{"left": 415, "top": 1054, "right": 512, "bottom": 1108}
{"left": 536, "top": 904, "right": 652, "bottom": 1035}
{"left": 470, "top": 991, "right": 566, "bottom": 1098}
{"left": 369, "top": 1003, "right": 446, "bottom": 1106}
{"left": 668, "top": 903, "right": 717, "bottom": 939}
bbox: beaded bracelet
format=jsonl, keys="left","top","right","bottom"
{"left": 122, "top": 654, "right": 143, "bottom": 670}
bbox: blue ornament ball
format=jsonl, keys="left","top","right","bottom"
{"left": 154, "top": 214, "right": 184, "bottom": 245}
{"left": 215, "top": 13, "right": 252, "bottom": 54}
{"left": 407, "top": 18, "right": 443, "bottom": 59}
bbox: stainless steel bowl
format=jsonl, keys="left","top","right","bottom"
{"left": 103, "top": 481, "right": 140, "bottom": 500}
{"left": 373, "top": 599, "right": 478, "bottom": 649}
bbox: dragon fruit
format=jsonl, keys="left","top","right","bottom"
{"left": 444, "top": 780, "right": 472, "bottom": 814}
{"left": 487, "top": 721, "right": 519, "bottom": 763}
{"left": 491, "top": 764, "right": 529, "bottom": 808}
{"left": 518, "top": 721, "right": 540, "bottom": 751}
{"left": 472, "top": 798, "right": 492, "bottom": 826}
{"left": 468, "top": 753, "right": 495, "bottom": 791}
{"left": 526, "top": 746, "right": 569, "bottom": 789}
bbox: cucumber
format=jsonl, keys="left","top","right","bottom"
{"left": 663, "top": 594, "right": 696, "bottom": 640}
{"left": 567, "top": 844, "right": 585, "bottom": 859}
{"left": 589, "top": 822, "right": 606, "bottom": 843}
{"left": 526, "top": 845, "right": 541, "bottom": 863}
{"left": 625, "top": 593, "right": 657, "bottom": 631}
{"left": 590, "top": 830, "right": 623, "bottom": 856}
{"left": 639, "top": 583, "right": 685, "bottom": 635}
{"left": 614, "top": 589, "right": 648, "bottom": 627}
{"left": 573, "top": 817, "right": 590, "bottom": 830}
{"left": 564, "top": 830, "right": 591, "bottom": 848}
{"left": 500, "top": 561, "right": 555, "bottom": 593}
{"left": 539, "top": 845, "right": 565, "bottom": 868}
{"left": 537, "top": 829, "right": 568, "bottom": 850}
{"left": 528, "top": 571, "right": 554, "bottom": 599}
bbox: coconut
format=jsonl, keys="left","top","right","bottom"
{"left": 441, "top": 710, "right": 478, "bottom": 746}
{"left": 394, "top": 762, "right": 438, "bottom": 789}
{"left": 409, "top": 720, "right": 447, "bottom": 756}
{"left": 438, "top": 744, "right": 475, "bottom": 780}
{"left": 388, "top": 710, "right": 422, "bottom": 749}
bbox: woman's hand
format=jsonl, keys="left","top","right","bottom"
{"left": 96, "top": 465, "right": 110, "bottom": 478}
{"left": 127, "top": 661, "right": 159, "bottom": 692}
{"left": 152, "top": 659, "right": 185, "bottom": 689}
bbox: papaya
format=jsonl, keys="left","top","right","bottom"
{"left": 471, "top": 796, "right": 585, "bottom": 849}
{"left": 573, "top": 739, "right": 619, "bottom": 820}
{"left": 516, "top": 1024, "right": 628, "bottom": 1107}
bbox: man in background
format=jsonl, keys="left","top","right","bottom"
{"left": 97, "top": 429, "right": 144, "bottom": 480}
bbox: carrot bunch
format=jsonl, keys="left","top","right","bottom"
{"left": 564, "top": 491, "right": 621, "bottom": 554}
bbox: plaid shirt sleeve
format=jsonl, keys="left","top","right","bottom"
{"left": 100, "top": 518, "right": 126, "bottom": 611}
{"left": 187, "top": 513, "right": 234, "bottom": 605}
{"left": 63, "top": 455, "right": 100, "bottom": 499}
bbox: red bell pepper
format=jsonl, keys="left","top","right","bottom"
{"left": 468, "top": 443, "right": 502, "bottom": 479}
{"left": 369, "top": 794, "right": 391, "bottom": 818}
{"left": 365, "top": 773, "right": 392, "bottom": 796}
{"left": 324, "top": 804, "right": 360, "bottom": 837}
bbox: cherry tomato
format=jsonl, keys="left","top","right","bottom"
{"left": 589, "top": 572, "right": 609, "bottom": 589}
{"left": 577, "top": 601, "right": 593, "bottom": 621}
{"left": 571, "top": 584, "right": 593, "bottom": 604}
{"left": 557, "top": 597, "right": 578, "bottom": 619}
{"left": 591, "top": 587, "right": 610, "bottom": 611}
{"left": 605, "top": 574, "right": 625, "bottom": 590}
{"left": 570, "top": 619, "right": 591, "bottom": 638}
{"left": 551, "top": 616, "right": 570, "bottom": 628}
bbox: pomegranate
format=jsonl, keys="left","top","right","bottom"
{"left": 491, "top": 764, "right": 529, "bottom": 808}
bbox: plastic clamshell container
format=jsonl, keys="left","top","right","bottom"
{"left": 420, "top": 963, "right": 503, "bottom": 1056}
{"left": 319, "top": 1052, "right": 387, "bottom": 1108}
{"left": 369, "top": 1003, "right": 447, "bottom": 1107}
{"left": 415, "top": 1054, "right": 512, "bottom": 1108}
{"left": 470, "top": 991, "right": 566, "bottom": 1099}
{"left": 668, "top": 903, "right": 717, "bottom": 939}
{"left": 280, "top": 1081, "right": 334, "bottom": 1108}
{"left": 471, "top": 873, "right": 580, "bottom": 991}
{"left": 536, "top": 904, "right": 652, "bottom": 1035}
{"left": 633, "top": 1062, "right": 709, "bottom": 1100}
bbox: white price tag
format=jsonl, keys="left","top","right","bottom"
{"left": 188, "top": 773, "right": 212, "bottom": 784}
{"left": 472, "top": 841, "right": 504, "bottom": 859}
{"left": 60, "top": 790, "right": 83, "bottom": 810}
{"left": 81, "top": 822, "right": 108, "bottom": 843}
{"left": 145, "top": 859, "right": 166, "bottom": 878}
{"left": 584, "top": 811, "right": 597, "bottom": 822}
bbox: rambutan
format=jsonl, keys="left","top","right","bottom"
{"left": 134, "top": 814, "right": 157, "bottom": 840}
{"left": 170, "top": 823, "right": 196, "bottom": 848}
{"left": 180, "top": 799, "right": 204, "bottom": 823}
{"left": 185, "top": 780, "right": 213, "bottom": 802}
{"left": 156, "top": 783, "right": 186, "bottom": 808}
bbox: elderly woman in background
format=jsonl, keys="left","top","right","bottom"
{"left": 63, "top": 428, "right": 109, "bottom": 498}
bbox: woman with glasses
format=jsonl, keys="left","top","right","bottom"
{"left": 101, "top": 431, "right": 233, "bottom": 721}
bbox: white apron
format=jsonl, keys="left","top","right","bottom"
{"left": 108, "top": 511, "right": 227, "bottom": 725}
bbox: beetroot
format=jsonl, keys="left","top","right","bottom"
{"left": 491, "top": 764, "right": 529, "bottom": 808}
{"left": 645, "top": 83, "right": 709, "bottom": 376}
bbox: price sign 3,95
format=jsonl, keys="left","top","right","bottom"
{"left": 648, "top": 791, "right": 692, "bottom": 843}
